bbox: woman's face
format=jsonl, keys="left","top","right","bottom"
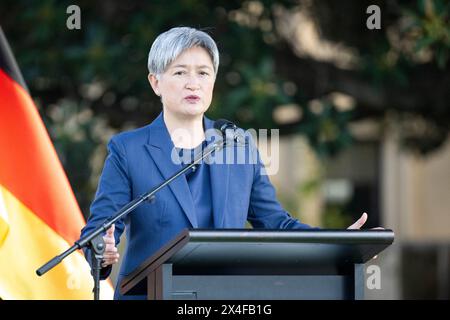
{"left": 149, "top": 46, "right": 216, "bottom": 119}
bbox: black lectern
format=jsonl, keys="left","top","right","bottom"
{"left": 120, "top": 229, "right": 394, "bottom": 300}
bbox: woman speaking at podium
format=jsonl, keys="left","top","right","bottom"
{"left": 80, "top": 27, "right": 369, "bottom": 300}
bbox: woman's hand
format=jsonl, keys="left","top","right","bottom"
{"left": 101, "top": 224, "right": 120, "bottom": 268}
{"left": 347, "top": 212, "right": 385, "bottom": 231}
{"left": 347, "top": 212, "right": 369, "bottom": 230}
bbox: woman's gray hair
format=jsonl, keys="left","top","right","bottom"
{"left": 147, "top": 27, "right": 219, "bottom": 77}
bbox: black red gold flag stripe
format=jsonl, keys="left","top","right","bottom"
{"left": 0, "top": 26, "right": 113, "bottom": 299}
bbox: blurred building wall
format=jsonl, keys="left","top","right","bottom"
{"left": 382, "top": 133, "right": 450, "bottom": 240}
{"left": 381, "top": 123, "right": 450, "bottom": 299}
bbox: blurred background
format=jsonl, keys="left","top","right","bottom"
{"left": 1, "top": 0, "right": 449, "bottom": 299}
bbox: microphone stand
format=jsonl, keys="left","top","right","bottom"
{"left": 36, "top": 138, "right": 227, "bottom": 300}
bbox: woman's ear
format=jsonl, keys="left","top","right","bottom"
{"left": 148, "top": 73, "right": 160, "bottom": 96}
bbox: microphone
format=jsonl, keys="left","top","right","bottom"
{"left": 214, "top": 119, "right": 237, "bottom": 132}
{"left": 214, "top": 119, "right": 243, "bottom": 144}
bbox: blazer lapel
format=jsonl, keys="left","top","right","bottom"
{"left": 144, "top": 112, "right": 198, "bottom": 228}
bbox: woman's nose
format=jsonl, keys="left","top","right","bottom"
{"left": 185, "top": 74, "right": 200, "bottom": 90}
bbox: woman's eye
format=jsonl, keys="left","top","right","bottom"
{"left": 174, "top": 71, "right": 185, "bottom": 75}
{"left": 199, "top": 71, "right": 209, "bottom": 76}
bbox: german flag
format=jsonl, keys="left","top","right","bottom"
{"left": 0, "top": 27, "right": 113, "bottom": 299}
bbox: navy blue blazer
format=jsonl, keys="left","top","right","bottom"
{"left": 80, "top": 112, "right": 315, "bottom": 299}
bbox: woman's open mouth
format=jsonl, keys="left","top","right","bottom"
{"left": 184, "top": 95, "right": 200, "bottom": 103}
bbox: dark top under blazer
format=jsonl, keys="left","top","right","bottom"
{"left": 80, "top": 111, "right": 315, "bottom": 300}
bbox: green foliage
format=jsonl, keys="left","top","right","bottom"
{"left": 211, "top": 57, "right": 290, "bottom": 128}
{"left": 296, "top": 102, "right": 354, "bottom": 159}
{"left": 406, "top": 0, "right": 450, "bottom": 69}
